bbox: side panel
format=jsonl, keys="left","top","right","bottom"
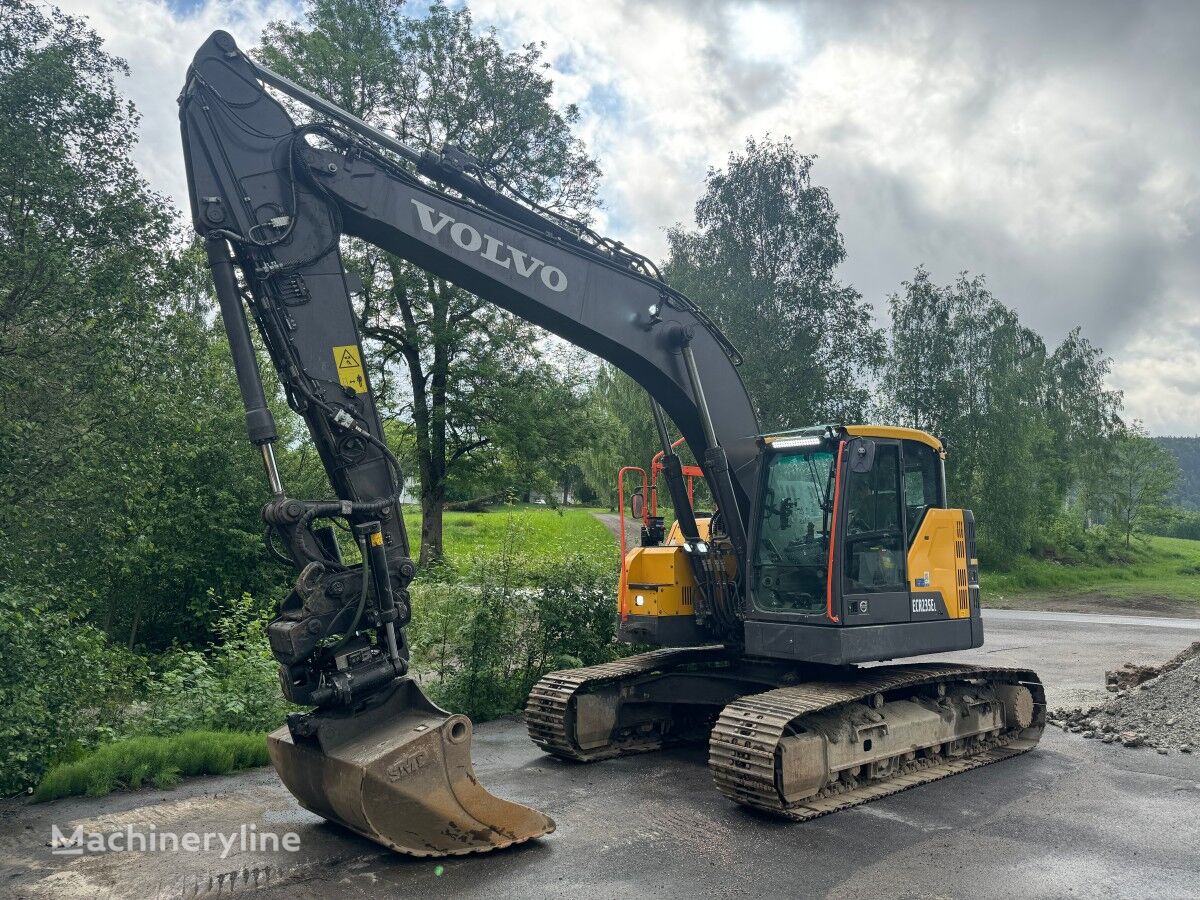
{"left": 617, "top": 516, "right": 732, "bottom": 647}
{"left": 964, "top": 509, "right": 985, "bottom": 646}
{"left": 906, "top": 508, "right": 971, "bottom": 620}
{"left": 623, "top": 546, "right": 699, "bottom": 618}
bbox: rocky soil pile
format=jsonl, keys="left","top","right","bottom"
{"left": 1047, "top": 641, "right": 1200, "bottom": 754}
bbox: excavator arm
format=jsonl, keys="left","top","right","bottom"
{"left": 179, "top": 30, "right": 758, "bottom": 856}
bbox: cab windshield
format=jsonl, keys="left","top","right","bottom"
{"left": 752, "top": 448, "right": 834, "bottom": 613}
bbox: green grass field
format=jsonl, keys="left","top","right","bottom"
{"left": 402, "top": 504, "right": 616, "bottom": 567}
{"left": 984, "top": 535, "right": 1200, "bottom": 604}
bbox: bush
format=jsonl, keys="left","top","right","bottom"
{"left": 1002, "top": 512, "right": 1140, "bottom": 571}
{"left": 1030, "top": 511, "right": 1090, "bottom": 563}
{"left": 2, "top": 587, "right": 288, "bottom": 797}
{"left": 15, "top": 513, "right": 619, "bottom": 796}
{"left": 407, "top": 526, "right": 620, "bottom": 721}
{"left": 33, "top": 731, "right": 268, "bottom": 802}
{"left": 0, "top": 587, "right": 147, "bottom": 796}
{"left": 125, "top": 592, "right": 292, "bottom": 736}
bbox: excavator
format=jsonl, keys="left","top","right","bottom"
{"left": 180, "top": 31, "right": 1044, "bottom": 858}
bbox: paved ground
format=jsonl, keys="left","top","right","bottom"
{"left": 593, "top": 512, "right": 639, "bottom": 546}
{"left": 3, "top": 610, "right": 1199, "bottom": 900}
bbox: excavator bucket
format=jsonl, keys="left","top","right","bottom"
{"left": 267, "top": 678, "right": 554, "bottom": 857}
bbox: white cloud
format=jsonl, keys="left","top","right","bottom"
{"left": 470, "top": 0, "right": 1200, "bottom": 435}
{"left": 52, "top": 0, "right": 1200, "bottom": 435}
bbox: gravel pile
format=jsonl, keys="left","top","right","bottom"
{"left": 1047, "top": 642, "right": 1200, "bottom": 755}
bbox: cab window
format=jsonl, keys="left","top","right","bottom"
{"left": 902, "top": 440, "right": 942, "bottom": 540}
{"left": 752, "top": 448, "right": 835, "bottom": 613}
{"left": 842, "top": 442, "right": 906, "bottom": 594}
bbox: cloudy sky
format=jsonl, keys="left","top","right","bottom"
{"left": 56, "top": 0, "right": 1200, "bottom": 434}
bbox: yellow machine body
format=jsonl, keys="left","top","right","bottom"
{"left": 907, "top": 508, "right": 975, "bottom": 620}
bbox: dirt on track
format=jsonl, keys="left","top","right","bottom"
{"left": 985, "top": 592, "right": 1200, "bottom": 618}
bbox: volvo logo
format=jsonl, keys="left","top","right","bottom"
{"left": 411, "top": 199, "right": 568, "bottom": 292}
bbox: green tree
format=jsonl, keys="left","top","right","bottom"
{"left": 1041, "top": 327, "right": 1123, "bottom": 526}
{"left": 664, "top": 136, "right": 883, "bottom": 429}
{"left": 0, "top": 2, "right": 308, "bottom": 647}
{"left": 0, "top": 0, "right": 169, "bottom": 553}
{"left": 492, "top": 348, "right": 599, "bottom": 505}
{"left": 885, "top": 268, "right": 1126, "bottom": 563}
{"left": 1100, "top": 426, "right": 1180, "bottom": 548}
{"left": 577, "top": 366, "right": 660, "bottom": 509}
{"left": 881, "top": 267, "right": 957, "bottom": 434}
{"left": 435, "top": 345, "right": 598, "bottom": 506}
{"left": 259, "top": 0, "right": 601, "bottom": 563}
{"left": 1155, "top": 436, "right": 1200, "bottom": 509}
{"left": 884, "top": 270, "right": 1053, "bottom": 563}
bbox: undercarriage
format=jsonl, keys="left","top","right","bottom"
{"left": 526, "top": 648, "right": 1044, "bottom": 818}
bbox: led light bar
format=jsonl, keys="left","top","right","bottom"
{"left": 769, "top": 436, "right": 823, "bottom": 449}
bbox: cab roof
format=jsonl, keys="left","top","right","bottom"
{"left": 762, "top": 424, "right": 945, "bottom": 455}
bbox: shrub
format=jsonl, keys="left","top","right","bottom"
{"left": 1012, "top": 512, "right": 1142, "bottom": 570}
{"left": 407, "top": 526, "right": 620, "bottom": 721}
{"left": 125, "top": 592, "right": 292, "bottom": 736}
{"left": 0, "top": 587, "right": 147, "bottom": 796}
{"left": 1147, "top": 508, "right": 1200, "bottom": 541}
{"left": 1030, "top": 512, "right": 1089, "bottom": 563}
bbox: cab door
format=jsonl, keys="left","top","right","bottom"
{"left": 838, "top": 438, "right": 910, "bottom": 625}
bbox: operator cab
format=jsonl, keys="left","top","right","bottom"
{"left": 618, "top": 424, "right": 983, "bottom": 666}
{"left": 753, "top": 425, "right": 944, "bottom": 618}
{"left": 746, "top": 424, "right": 982, "bottom": 663}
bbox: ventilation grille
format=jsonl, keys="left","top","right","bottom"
{"left": 954, "top": 519, "right": 969, "bottom": 613}
{"left": 962, "top": 512, "right": 980, "bottom": 612}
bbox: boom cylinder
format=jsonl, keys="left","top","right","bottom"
{"left": 681, "top": 345, "right": 747, "bottom": 566}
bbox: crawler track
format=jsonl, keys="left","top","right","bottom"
{"left": 525, "top": 647, "right": 729, "bottom": 760}
{"left": 709, "top": 663, "right": 1045, "bottom": 819}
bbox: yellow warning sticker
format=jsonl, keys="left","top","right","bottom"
{"left": 369, "top": 531, "right": 384, "bottom": 547}
{"left": 332, "top": 344, "right": 367, "bottom": 394}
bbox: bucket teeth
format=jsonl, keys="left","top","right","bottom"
{"left": 268, "top": 678, "right": 554, "bottom": 857}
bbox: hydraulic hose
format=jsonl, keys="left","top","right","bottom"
{"left": 326, "top": 534, "right": 371, "bottom": 652}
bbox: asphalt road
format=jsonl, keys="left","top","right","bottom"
{"left": 3, "top": 609, "right": 1198, "bottom": 900}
